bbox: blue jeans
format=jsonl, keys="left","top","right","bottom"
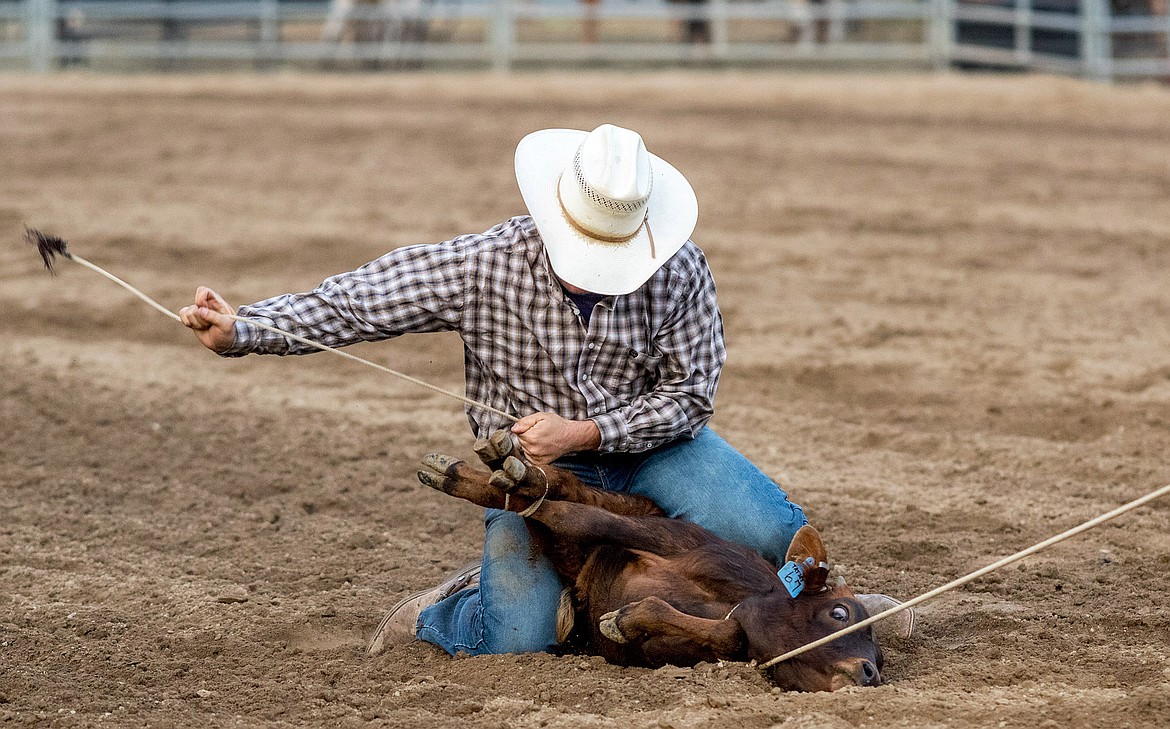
{"left": 414, "top": 427, "right": 808, "bottom": 655}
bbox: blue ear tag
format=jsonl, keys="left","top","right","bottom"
{"left": 777, "top": 560, "right": 805, "bottom": 598}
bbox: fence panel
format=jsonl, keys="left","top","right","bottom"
{"left": 949, "top": 0, "right": 1169, "bottom": 79}
{"left": 3, "top": 0, "right": 1167, "bottom": 79}
{"left": 2, "top": 0, "right": 937, "bottom": 68}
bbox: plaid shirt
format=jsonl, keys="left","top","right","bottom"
{"left": 225, "top": 216, "right": 726, "bottom": 454}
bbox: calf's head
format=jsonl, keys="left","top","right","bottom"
{"left": 732, "top": 526, "right": 886, "bottom": 692}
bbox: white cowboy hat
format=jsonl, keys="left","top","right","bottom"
{"left": 515, "top": 124, "right": 698, "bottom": 296}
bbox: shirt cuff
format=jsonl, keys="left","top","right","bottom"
{"left": 218, "top": 319, "right": 262, "bottom": 357}
{"left": 589, "top": 411, "right": 628, "bottom": 453}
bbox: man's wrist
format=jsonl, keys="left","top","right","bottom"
{"left": 574, "top": 419, "right": 602, "bottom": 452}
{"left": 217, "top": 320, "right": 252, "bottom": 357}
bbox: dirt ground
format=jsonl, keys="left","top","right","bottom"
{"left": 2, "top": 72, "right": 1169, "bottom": 728}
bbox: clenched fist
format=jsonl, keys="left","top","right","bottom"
{"left": 179, "top": 286, "right": 237, "bottom": 354}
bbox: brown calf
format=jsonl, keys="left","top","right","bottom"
{"left": 417, "top": 430, "right": 890, "bottom": 692}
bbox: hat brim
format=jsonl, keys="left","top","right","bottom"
{"left": 515, "top": 128, "right": 698, "bottom": 296}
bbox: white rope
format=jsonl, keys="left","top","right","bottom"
{"left": 517, "top": 482, "right": 550, "bottom": 518}
{"left": 65, "top": 253, "right": 518, "bottom": 423}
{"left": 758, "top": 482, "right": 1170, "bottom": 670}
{"left": 503, "top": 466, "right": 550, "bottom": 517}
{"left": 218, "top": 311, "right": 517, "bottom": 422}
{"left": 71, "top": 255, "right": 182, "bottom": 323}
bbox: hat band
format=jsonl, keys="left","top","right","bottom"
{"left": 554, "top": 177, "right": 642, "bottom": 242}
{"left": 556, "top": 180, "right": 656, "bottom": 258}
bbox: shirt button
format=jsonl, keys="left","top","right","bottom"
{"left": 583, "top": 375, "right": 590, "bottom": 381}
{"left": 605, "top": 446, "right": 615, "bottom": 453}
{"left": 588, "top": 342, "right": 596, "bottom": 349}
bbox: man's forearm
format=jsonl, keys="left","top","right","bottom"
{"left": 571, "top": 418, "right": 602, "bottom": 452}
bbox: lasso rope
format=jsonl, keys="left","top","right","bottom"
{"left": 25, "top": 228, "right": 518, "bottom": 424}
{"left": 758, "top": 481, "right": 1170, "bottom": 670}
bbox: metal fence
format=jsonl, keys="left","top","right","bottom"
{"left": 0, "top": 0, "right": 1166, "bottom": 79}
{"left": 952, "top": 0, "right": 1169, "bottom": 80}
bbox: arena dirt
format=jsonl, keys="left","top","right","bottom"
{"left": 1, "top": 72, "right": 1169, "bottom": 727}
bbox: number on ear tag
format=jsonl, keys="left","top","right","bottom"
{"left": 777, "top": 560, "right": 805, "bottom": 598}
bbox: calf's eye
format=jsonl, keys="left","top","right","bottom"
{"left": 829, "top": 605, "right": 849, "bottom": 622}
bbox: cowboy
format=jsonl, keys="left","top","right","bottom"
{"left": 179, "top": 124, "right": 809, "bottom": 658}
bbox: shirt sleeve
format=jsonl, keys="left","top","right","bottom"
{"left": 219, "top": 238, "right": 469, "bottom": 357}
{"left": 589, "top": 248, "right": 726, "bottom": 453}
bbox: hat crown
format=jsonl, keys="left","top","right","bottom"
{"left": 578, "top": 124, "right": 652, "bottom": 205}
{"left": 514, "top": 125, "right": 698, "bottom": 295}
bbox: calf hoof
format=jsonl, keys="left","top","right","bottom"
{"left": 474, "top": 429, "right": 517, "bottom": 469}
{"left": 488, "top": 456, "right": 549, "bottom": 499}
{"left": 488, "top": 455, "right": 528, "bottom": 493}
{"left": 598, "top": 610, "right": 630, "bottom": 644}
{"left": 417, "top": 453, "right": 462, "bottom": 492}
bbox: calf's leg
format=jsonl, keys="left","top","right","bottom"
{"left": 523, "top": 498, "right": 714, "bottom": 557}
{"left": 476, "top": 430, "right": 664, "bottom": 517}
{"left": 418, "top": 447, "right": 663, "bottom": 519}
{"left": 417, "top": 454, "right": 510, "bottom": 511}
{"left": 599, "top": 596, "right": 744, "bottom": 662}
{"left": 418, "top": 455, "right": 717, "bottom": 563}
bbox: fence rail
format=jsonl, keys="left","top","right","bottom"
{"left": 0, "top": 0, "right": 1166, "bottom": 79}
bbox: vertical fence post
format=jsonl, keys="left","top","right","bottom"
{"left": 1014, "top": 0, "right": 1032, "bottom": 64}
{"left": 260, "top": 0, "right": 280, "bottom": 44}
{"left": 490, "top": 0, "right": 514, "bottom": 71}
{"left": 1080, "top": 0, "right": 1099, "bottom": 79}
{"left": 928, "top": 0, "right": 954, "bottom": 71}
{"left": 1164, "top": 7, "right": 1170, "bottom": 80}
{"left": 796, "top": 0, "right": 815, "bottom": 51}
{"left": 1076, "top": 0, "right": 1113, "bottom": 80}
{"left": 711, "top": 0, "right": 730, "bottom": 58}
{"left": 25, "top": 0, "right": 56, "bottom": 72}
{"left": 258, "top": 0, "right": 281, "bottom": 66}
{"left": 827, "top": 0, "right": 846, "bottom": 44}
{"left": 1080, "top": 0, "right": 1112, "bottom": 81}
{"left": 1165, "top": 7, "right": 1170, "bottom": 80}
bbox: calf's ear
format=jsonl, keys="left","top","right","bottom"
{"left": 785, "top": 525, "right": 828, "bottom": 566}
{"left": 784, "top": 525, "right": 831, "bottom": 593}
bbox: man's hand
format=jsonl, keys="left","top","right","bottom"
{"left": 179, "top": 286, "right": 237, "bottom": 354}
{"left": 511, "top": 412, "right": 601, "bottom": 465}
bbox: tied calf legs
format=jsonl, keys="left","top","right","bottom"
{"left": 421, "top": 430, "right": 664, "bottom": 519}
